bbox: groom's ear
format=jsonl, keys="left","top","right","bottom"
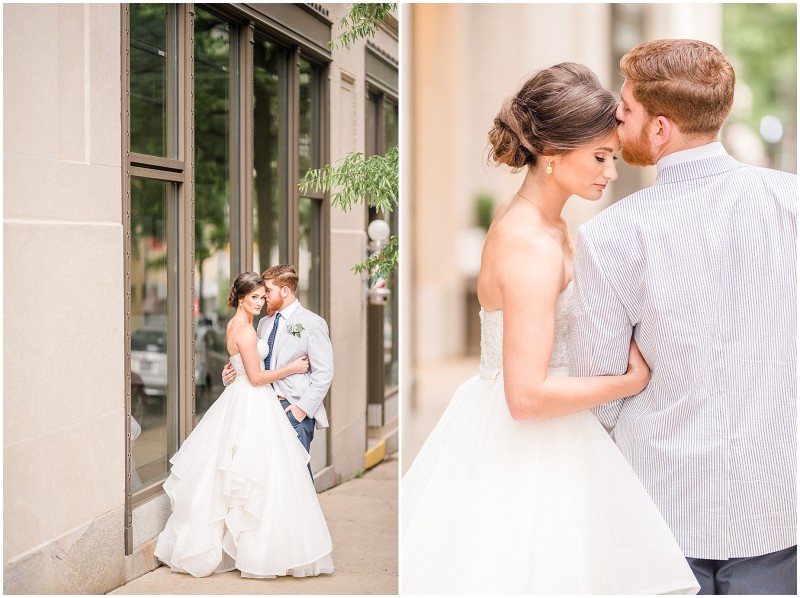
{"left": 651, "top": 115, "right": 673, "bottom": 150}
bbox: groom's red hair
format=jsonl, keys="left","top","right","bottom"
{"left": 621, "top": 39, "right": 735, "bottom": 137}
{"left": 262, "top": 264, "right": 299, "bottom": 294}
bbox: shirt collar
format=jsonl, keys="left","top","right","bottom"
{"left": 277, "top": 298, "right": 300, "bottom": 322}
{"left": 657, "top": 141, "right": 728, "bottom": 172}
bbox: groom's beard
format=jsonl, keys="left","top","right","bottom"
{"left": 620, "top": 124, "right": 658, "bottom": 167}
{"left": 267, "top": 296, "right": 284, "bottom": 315}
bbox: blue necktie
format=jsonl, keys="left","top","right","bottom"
{"left": 265, "top": 312, "right": 282, "bottom": 370}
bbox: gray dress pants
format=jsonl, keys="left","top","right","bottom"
{"left": 687, "top": 545, "right": 796, "bottom": 595}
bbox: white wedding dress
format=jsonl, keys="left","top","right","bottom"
{"left": 154, "top": 339, "right": 334, "bottom": 579}
{"left": 401, "top": 284, "right": 699, "bottom": 594}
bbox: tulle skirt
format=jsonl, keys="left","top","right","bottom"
{"left": 154, "top": 378, "right": 334, "bottom": 578}
{"left": 401, "top": 369, "right": 699, "bottom": 594}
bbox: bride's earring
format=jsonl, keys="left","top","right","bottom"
{"left": 545, "top": 160, "right": 553, "bottom": 175}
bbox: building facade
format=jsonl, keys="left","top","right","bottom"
{"left": 4, "top": 3, "right": 398, "bottom": 593}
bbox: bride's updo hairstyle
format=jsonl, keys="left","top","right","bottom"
{"left": 488, "top": 63, "right": 618, "bottom": 170}
{"left": 227, "top": 272, "right": 266, "bottom": 308}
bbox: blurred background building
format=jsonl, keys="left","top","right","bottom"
{"left": 402, "top": 3, "right": 797, "bottom": 470}
{"left": 4, "top": 3, "right": 397, "bottom": 593}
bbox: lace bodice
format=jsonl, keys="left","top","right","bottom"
{"left": 479, "top": 282, "right": 573, "bottom": 379}
{"left": 229, "top": 339, "right": 269, "bottom": 382}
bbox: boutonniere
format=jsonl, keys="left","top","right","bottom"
{"left": 287, "top": 322, "right": 305, "bottom": 338}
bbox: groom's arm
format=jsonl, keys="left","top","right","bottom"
{"left": 295, "top": 317, "right": 334, "bottom": 418}
{"left": 570, "top": 226, "right": 634, "bottom": 433}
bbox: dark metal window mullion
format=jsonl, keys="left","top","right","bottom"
{"left": 122, "top": 3, "right": 133, "bottom": 557}
{"left": 236, "top": 21, "right": 255, "bottom": 274}
{"left": 177, "top": 3, "right": 196, "bottom": 442}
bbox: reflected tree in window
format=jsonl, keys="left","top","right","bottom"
{"left": 194, "top": 8, "right": 232, "bottom": 317}
{"left": 130, "top": 3, "right": 176, "bottom": 157}
{"left": 253, "top": 40, "right": 287, "bottom": 274}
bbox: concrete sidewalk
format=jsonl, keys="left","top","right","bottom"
{"left": 110, "top": 455, "right": 398, "bottom": 595}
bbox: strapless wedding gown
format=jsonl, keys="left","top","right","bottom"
{"left": 154, "top": 339, "right": 334, "bottom": 579}
{"left": 401, "top": 284, "right": 699, "bottom": 594}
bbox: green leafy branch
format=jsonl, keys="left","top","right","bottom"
{"left": 329, "top": 3, "right": 398, "bottom": 50}
{"left": 299, "top": 146, "right": 398, "bottom": 279}
{"left": 353, "top": 235, "right": 398, "bottom": 282}
{"left": 299, "top": 146, "right": 398, "bottom": 214}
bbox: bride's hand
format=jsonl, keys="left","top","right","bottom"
{"left": 626, "top": 340, "right": 650, "bottom": 394}
{"left": 290, "top": 355, "right": 310, "bottom": 375}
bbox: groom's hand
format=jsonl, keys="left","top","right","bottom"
{"left": 222, "top": 362, "right": 237, "bottom": 385}
{"left": 285, "top": 404, "right": 307, "bottom": 422}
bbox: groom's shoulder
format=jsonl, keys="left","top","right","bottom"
{"left": 739, "top": 163, "right": 797, "bottom": 190}
{"left": 296, "top": 304, "right": 329, "bottom": 328}
{"left": 581, "top": 193, "right": 642, "bottom": 238}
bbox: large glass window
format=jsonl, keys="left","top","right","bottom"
{"left": 382, "top": 98, "right": 398, "bottom": 391}
{"left": 193, "top": 8, "right": 238, "bottom": 421}
{"left": 299, "top": 196, "right": 323, "bottom": 311}
{"left": 253, "top": 38, "right": 288, "bottom": 290}
{"left": 130, "top": 3, "right": 178, "bottom": 158}
{"left": 128, "top": 3, "right": 182, "bottom": 501}
{"left": 298, "top": 58, "right": 324, "bottom": 312}
{"left": 129, "top": 177, "right": 179, "bottom": 492}
{"left": 366, "top": 87, "right": 399, "bottom": 404}
{"left": 254, "top": 44, "right": 326, "bottom": 318}
{"left": 299, "top": 58, "right": 322, "bottom": 178}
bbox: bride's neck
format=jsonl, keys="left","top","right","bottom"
{"left": 233, "top": 309, "right": 254, "bottom": 325}
{"left": 518, "top": 170, "right": 568, "bottom": 224}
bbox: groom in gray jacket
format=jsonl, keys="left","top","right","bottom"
{"left": 224, "top": 264, "right": 333, "bottom": 476}
{"left": 570, "top": 39, "right": 796, "bottom": 594}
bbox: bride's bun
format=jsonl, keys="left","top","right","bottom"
{"left": 488, "top": 97, "right": 541, "bottom": 169}
{"left": 228, "top": 272, "right": 265, "bottom": 308}
{"left": 488, "top": 63, "right": 618, "bottom": 170}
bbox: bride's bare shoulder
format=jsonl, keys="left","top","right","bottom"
{"left": 226, "top": 319, "right": 257, "bottom": 355}
{"left": 487, "top": 210, "right": 559, "bottom": 260}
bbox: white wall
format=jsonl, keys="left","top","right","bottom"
{"left": 4, "top": 4, "right": 126, "bottom": 592}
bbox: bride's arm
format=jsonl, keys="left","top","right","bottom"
{"left": 499, "top": 233, "right": 648, "bottom": 421}
{"left": 233, "top": 326, "right": 309, "bottom": 386}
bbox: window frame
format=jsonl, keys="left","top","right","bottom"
{"left": 123, "top": 2, "right": 196, "bottom": 554}
{"left": 365, "top": 46, "right": 399, "bottom": 423}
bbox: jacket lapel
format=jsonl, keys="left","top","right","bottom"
{"left": 272, "top": 302, "right": 305, "bottom": 365}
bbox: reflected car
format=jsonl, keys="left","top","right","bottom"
{"left": 130, "top": 325, "right": 168, "bottom": 402}
{"left": 195, "top": 327, "right": 230, "bottom": 410}
{"left": 130, "top": 322, "right": 231, "bottom": 412}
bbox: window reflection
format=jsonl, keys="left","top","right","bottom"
{"left": 384, "top": 100, "right": 399, "bottom": 390}
{"left": 299, "top": 196, "right": 322, "bottom": 312}
{"left": 253, "top": 39, "right": 287, "bottom": 289}
{"left": 366, "top": 93, "right": 399, "bottom": 394}
{"left": 130, "top": 3, "right": 178, "bottom": 158}
{"left": 299, "top": 59, "right": 322, "bottom": 177}
{"left": 298, "top": 59, "right": 323, "bottom": 312}
{"left": 194, "top": 8, "right": 235, "bottom": 422}
{"left": 385, "top": 99, "right": 398, "bottom": 149}
{"left": 130, "top": 177, "right": 178, "bottom": 491}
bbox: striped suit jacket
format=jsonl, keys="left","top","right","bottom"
{"left": 569, "top": 154, "right": 796, "bottom": 559}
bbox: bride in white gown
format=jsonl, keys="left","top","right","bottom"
{"left": 401, "top": 64, "right": 699, "bottom": 594}
{"left": 155, "top": 272, "right": 334, "bottom": 579}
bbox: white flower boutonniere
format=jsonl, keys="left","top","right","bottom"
{"left": 287, "top": 322, "right": 305, "bottom": 338}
